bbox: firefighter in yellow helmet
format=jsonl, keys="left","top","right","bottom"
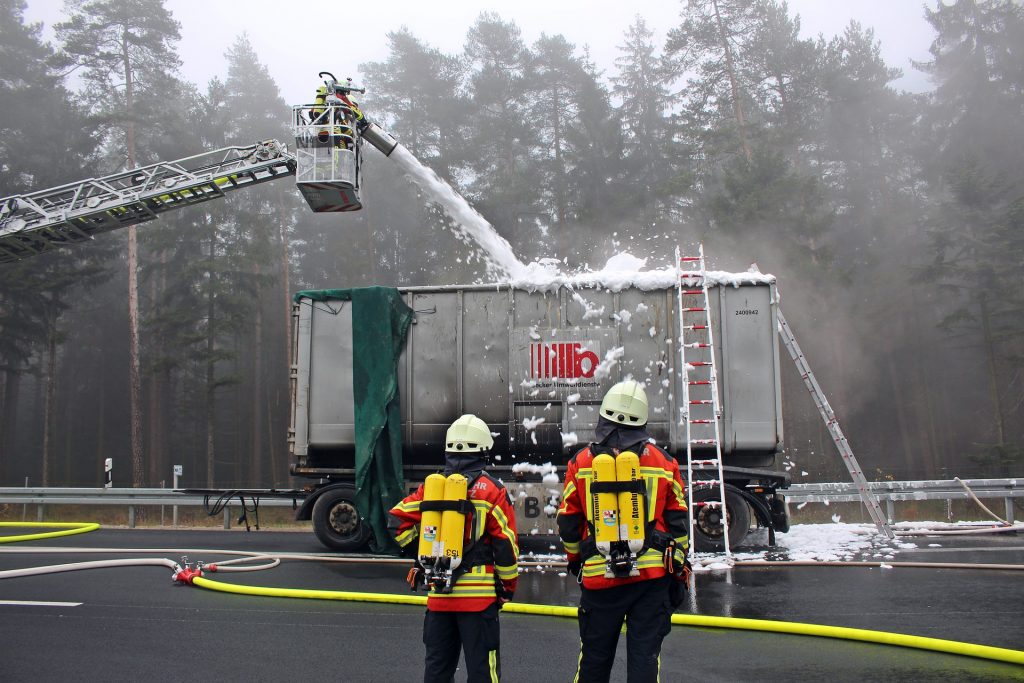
{"left": 389, "top": 414, "right": 519, "bottom": 682}
{"left": 557, "top": 379, "right": 691, "bottom": 682}
{"left": 309, "top": 78, "right": 364, "bottom": 149}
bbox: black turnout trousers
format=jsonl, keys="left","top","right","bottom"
{"left": 576, "top": 576, "right": 673, "bottom": 683}
{"left": 423, "top": 602, "right": 501, "bottom": 682}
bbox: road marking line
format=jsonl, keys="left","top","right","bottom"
{"left": 898, "top": 546, "right": 1024, "bottom": 553}
{"left": 0, "top": 600, "right": 82, "bottom": 607}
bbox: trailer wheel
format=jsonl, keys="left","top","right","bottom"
{"left": 692, "top": 486, "right": 750, "bottom": 552}
{"left": 312, "top": 486, "right": 371, "bottom": 551}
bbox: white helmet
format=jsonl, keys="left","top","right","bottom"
{"left": 445, "top": 414, "right": 494, "bottom": 453}
{"left": 600, "top": 380, "right": 648, "bottom": 426}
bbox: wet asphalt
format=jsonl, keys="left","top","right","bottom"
{"left": 0, "top": 527, "right": 1021, "bottom": 682}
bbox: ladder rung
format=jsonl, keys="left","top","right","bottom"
{"left": 689, "top": 361, "right": 712, "bottom": 366}
{"left": 693, "top": 501, "right": 723, "bottom": 508}
{"left": 682, "top": 307, "right": 706, "bottom": 312}
{"left": 689, "top": 419, "right": 714, "bottom": 424}
{"left": 688, "top": 381, "right": 712, "bottom": 386}
{"left": 680, "top": 257, "right": 701, "bottom": 262}
{"left": 690, "top": 439, "right": 717, "bottom": 445}
{"left": 684, "top": 343, "right": 711, "bottom": 348}
{"left": 682, "top": 325, "right": 708, "bottom": 330}
{"left": 692, "top": 479, "right": 720, "bottom": 486}
{"left": 689, "top": 400, "right": 713, "bottom": 405}
{"left": 690, "top": 459, "right": 719, "bottom": 466}
{"left": 681, "top": 289, "right": 703, "bottom": 295}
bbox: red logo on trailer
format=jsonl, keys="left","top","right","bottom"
{"left": 530, "top": 342, "right": 600, "bottom": 379}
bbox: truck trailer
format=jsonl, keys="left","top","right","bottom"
{"left": 289, "top": 278, "right": 791, "bottom": 552}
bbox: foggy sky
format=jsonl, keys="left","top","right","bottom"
{"left": 24, "top": 0, "right": 936, "bottom": 106}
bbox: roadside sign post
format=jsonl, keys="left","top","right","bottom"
{"left": 173, "top": 465, "right": 182, "bottom": 526}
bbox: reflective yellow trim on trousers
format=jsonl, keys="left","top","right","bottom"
{"left": 489, "top": 649, "right": 499, "bottom": 683}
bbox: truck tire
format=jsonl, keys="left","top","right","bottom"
{"left": 692, "top": 486, "right": 750, "bottom": 552}
{"left": 312, "top": 486, "right": 371, "bottom": 551}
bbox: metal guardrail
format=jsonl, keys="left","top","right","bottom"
{"left": 786, "top": 478, "right": 1021, "bottom": 524}
{"left": 0, "top": 479, "right": 1020, "bottom": 527}
{"left": 0, "top": 488, "right": 302, "bottom": 529}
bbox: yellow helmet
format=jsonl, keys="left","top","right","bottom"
{"left": 445, "top": 414, "right": 494, "bottom": 453}
{"left": 600, "top": 380, "right": 648, "bottom": 426}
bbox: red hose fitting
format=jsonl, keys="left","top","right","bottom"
{"left": 174, "top": 566, "right": 204, "bottom": 584}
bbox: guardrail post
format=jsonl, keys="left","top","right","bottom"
{"left": 885, "top": 499, "right": 895, "bottom": 524}
{"left": 1007, "top": 497, "right": 1015, "bottom": 525}
{"left": 223, "top": 507, "right": 231, "bottom": 529}
{"left": 37, "top": 504, "right": 44, "bottom": 522}
{"left": 128, "top": 506, "right": 135, "bottom": 528}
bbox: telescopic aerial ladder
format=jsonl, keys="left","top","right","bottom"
{"left": 0, "top": 72, "right": 399, "bottom": 264}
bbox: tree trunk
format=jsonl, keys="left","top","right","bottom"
{"left": 712, "top": 0, "right": 752, "bottom": 162}
{"left": 123, "top": 29, "right": 145, "bottom": 488}
{"left": 251, "top": 268, "right": 264, "bottom": 486}
{"left": 205, "top": 221, "right": 217, "bottom": 488}
{"left": 279, "top": 199, "right": 292, "bottom": 489}
{"left": 979, "top": 293, "right": 1008, "bottom": 475}
{"left": 2, "top": 371, "right": 20, "bottom": 482}
{"left": 42, "top": 312, "right": 57, "bottom": 486}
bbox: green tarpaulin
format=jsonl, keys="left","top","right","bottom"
{"left": 294, "top": 286, "right": 413, "bottom": 553}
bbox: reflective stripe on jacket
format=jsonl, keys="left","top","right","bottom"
{"left": 557, "top": 442, "right": 689, "bottom": 590}
{"left": 389, "top": 471, "right": 519, "bottom": 611}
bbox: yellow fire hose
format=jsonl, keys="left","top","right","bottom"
{"left": 0, "top": 522, "right": 100, "bottom": 544}
{"left": 3, "top": 522, "right": 1022, "bottom": 666}
{"left": 191, "top": 575, "right": 1024, "bottom": 666}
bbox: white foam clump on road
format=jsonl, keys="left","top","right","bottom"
{"left": 694, "top": 523, "right": 886, "bottom": 570}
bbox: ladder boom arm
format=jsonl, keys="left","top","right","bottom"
{"left": 0, "top": 140, "right": 295, "bottom": 263}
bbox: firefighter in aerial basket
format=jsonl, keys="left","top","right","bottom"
{"left": 557, "top": 379, "right": 691, "bottom": 683}
{"left": 389, "top": 414, "right": 519, "bottom": 683}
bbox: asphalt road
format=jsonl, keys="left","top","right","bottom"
{"left": 1, "top": 527, "right": 1022, "bottom": 682}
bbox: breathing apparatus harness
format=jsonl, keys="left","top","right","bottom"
{"left": 408, "top": 471, "right": 495, "bottom": 594}
{"left": 581, "top": 443, "right": 678, "bottom": 580}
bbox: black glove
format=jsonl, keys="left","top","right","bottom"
{"left": 494, "top": 576, "right": 514, "bottom": 606}
{"left": 668, "top": 559, "right": 691, "bottom": 609}
{"left": 566, "top": 558, "right": 582, "bottom": 580}
{"left": 678, "top": 558, "right": 693, "bottom": 586}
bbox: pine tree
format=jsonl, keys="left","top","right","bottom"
{"left": 462, "top": 13, "right": 538, "bottom": 242}
{"left": 0, "top": 0, "right": 109, "bottom": 485}
{"left": 917, "top": 0, "right": 1024, "bottom": 475}
{"left": 613, "top": 16, "right": 680, "bottom": 227}
{"left": 56, "top": 0, "right": 184, "bottom": 487}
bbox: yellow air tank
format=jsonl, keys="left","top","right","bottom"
{"left": 439, "top": 473, "right": 469, "bottom": 571}
{"left": 591, "top": 453, "right": 620, "bottom": 555}
{"left": 418, "top": 474, "right": 447, "bottom": 562}
{"left": 616, "top": 451, "right": 644, "bottom": 554}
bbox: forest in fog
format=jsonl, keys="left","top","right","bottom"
{"left": 0, "top": 0, "right": 1022, "bottom": 488}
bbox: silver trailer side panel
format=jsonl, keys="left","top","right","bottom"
{"left": 289, "top": 282, "right": 781, "bottom": 471}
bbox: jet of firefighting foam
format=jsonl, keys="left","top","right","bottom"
{"left": 389, "top": 145, "right": 527, "bottom": 279}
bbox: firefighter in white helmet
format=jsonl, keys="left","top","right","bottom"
{"left": 389, "top": 414, "right": 519, "bottom": 682}
{"left": 557, "top": 380, "right": 691, "bottom": 682}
